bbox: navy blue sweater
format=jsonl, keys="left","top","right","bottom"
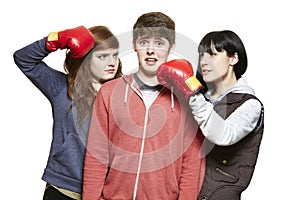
{"left": 13, "top": 37, "right": 86, "bottom": 193}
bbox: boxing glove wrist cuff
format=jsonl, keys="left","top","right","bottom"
{"left": 47, "top": 32, "right": 58, "bottom": 41}
{"left": 185, "top": 76, "right": 203, "bottom": 92}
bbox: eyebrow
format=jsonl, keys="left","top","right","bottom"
{"left": 137, "top": 35, "right": 151, "bottom": 40}
{"left": 138, "top": 35, "right": 166, "bottom": 40}
{"left": 95, "top": 50, "right": 119, "bottom": 56}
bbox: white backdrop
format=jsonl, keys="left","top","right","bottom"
{"left": 1, "top": 0, "right": 299, "bottom": 199}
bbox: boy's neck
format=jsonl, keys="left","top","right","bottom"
{"left": 136, "top": 71, "right": 160, "bottom": 86}
{"left": 134, "top": 73, "right": 163, "bottom": 91}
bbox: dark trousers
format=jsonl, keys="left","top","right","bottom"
{"left": 43, "top": 185, "right": 75, "bottom": 200}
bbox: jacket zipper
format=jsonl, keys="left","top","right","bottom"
{"left": 215, "top": 167, "right": 236, "bottom": 179}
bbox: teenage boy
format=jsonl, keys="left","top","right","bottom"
{"left": 83, "top": 12, "right": 205, "bottom": 200}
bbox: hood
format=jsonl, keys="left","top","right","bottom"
{"left": 226, "top": 77, "right": 255, "bottom": 95}
{"left": 121, "top": 74, "right": 175, "bottom": 112}
{"left": 206, "top": 77, "right": 255, "bottom": 102}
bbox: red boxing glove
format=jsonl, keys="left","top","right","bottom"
{"left": 46, "top": 26, "right": 94, "bottom": 58}
{"left": 157, "top": 59, "right": 204, "bottom": 100}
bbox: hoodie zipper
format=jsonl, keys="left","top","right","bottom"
{"left": 123, "top": 76, "right": 174, "bottom": 199}
{"left": 133, "top": 108, "right": 149, "bottom": 200}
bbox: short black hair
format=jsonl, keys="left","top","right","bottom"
{"left": 198, "top": 30, "right": 247, "bottom": 79}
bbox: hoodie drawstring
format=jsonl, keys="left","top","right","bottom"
{"left": 171, "top": 86, "right": 174, "bottom": 112}
{"left": 124, "top": 83, "right": 129, "bottom": 106}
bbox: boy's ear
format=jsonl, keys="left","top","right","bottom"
{"left": 169, "top": 42, "right": 176, "bottom": 53}
{"left": 132, "top": 42, "right": 137, "bottom": 52}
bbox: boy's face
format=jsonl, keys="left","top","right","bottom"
{"left": 135, "top": 35, "right": 173, "bottom": 78}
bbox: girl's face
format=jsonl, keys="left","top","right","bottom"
{"left": 90, "top": 48, "right": 119, "bottom": 83}
{"left": 135, "top": 36, "right": 173, "bottom": 78}
{"left": 199, "top": 45, "right": 237, "bottom": 83}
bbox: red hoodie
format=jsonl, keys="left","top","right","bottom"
{"left": 83, "top": 74, "right": 205, "bottom": 200}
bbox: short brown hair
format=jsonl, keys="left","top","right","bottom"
{"left": 133, "top": 12, "right": 175, "bottom": 47}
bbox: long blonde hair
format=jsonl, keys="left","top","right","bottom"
{"left": 64, "top": 26, "right": 122, "bottom": 127}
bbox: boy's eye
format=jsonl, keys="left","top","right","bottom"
{"left": 139, "top": 40, "right": 148, "bottom": 46}
{"left": 155, "top": 41, "right": 162, "bottom": 46}
{"left": 156, "top": 39, "right": 166, "bottom": 46}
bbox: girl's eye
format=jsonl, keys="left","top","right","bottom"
{"left": 209, "top": 51, "right": 217, "bottom": 56}
{"left": 98, "top": 55, "right": 107, "bottom": 60}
